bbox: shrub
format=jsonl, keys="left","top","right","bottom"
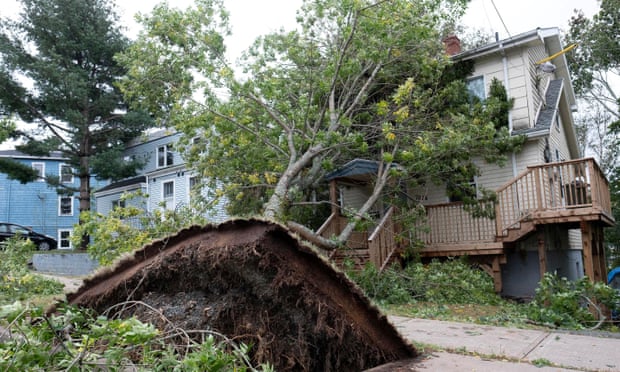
{"left": 73, "top": 192, "right": 211, "bottom": 266}
{"left": 0, "top": 302, "right": 273, "bottom": 371}
{"left": 348, "top": 258, "right": 502, "bottom": 306}
{"left": 0, "top": 237, "right": 63, "bottom": 305}
{"left": 526, "top": 273, "right": 619, "bottom": 329}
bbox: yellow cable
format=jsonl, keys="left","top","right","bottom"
{"left": 535, "top": 43, "right": 578, "bottom": 65}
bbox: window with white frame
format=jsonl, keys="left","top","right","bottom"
{"left": 188, "top": 176, "right": 201, "bottom": 202}
{"left": 163, "top": 181, "right": 174, "bottom": 199}
{"left": 58, "top": 196, "right": 73, "bottom": 216}
{"left": 157, "top": 144, "right": 174, "bottom": 168}
{"left": 60, "top": 164, "right": 73, "bottom": 183}
{"left": 32, "top": 162, "right": 45, "bottom": 181}
{"left": 466, "top": 76, "right": 485, "bottom": 102}
{"left": 58, "top": 229, "right": 72, "bottom": 249}
{"left": 112, "top": 199, "right": 126, "bottom": 209}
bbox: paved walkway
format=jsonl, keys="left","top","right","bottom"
{"left": 389, "top": 316, "right": 620, "bottom": 371}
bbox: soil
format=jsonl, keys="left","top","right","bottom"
{"left": 66, "top": 219, "right": 416, "bottom": 371}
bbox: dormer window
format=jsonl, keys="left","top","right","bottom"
{"left": 157, "top": 144, "right": 174, "bottom": 168}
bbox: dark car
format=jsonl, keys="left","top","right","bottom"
{"left": 0, "top": 222, "right": 57, "bottom": 250}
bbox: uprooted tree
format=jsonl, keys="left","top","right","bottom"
{"left": 117, "top": 0, "right": 522, "bottom": 249}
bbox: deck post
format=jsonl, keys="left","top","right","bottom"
{"left": 492, "top": 255, "right": 502, "bottom": 293}
{"left": 588, "top": 223, "right": 607, "bottom": 283}
{"left": 537, "top": 233, "right": 547, "bottom": 280}
{"left": 581, "top": 221, "right": 595, "bottom": 281}
{"left": 329, "top": 180, "right": 339, "bottom": 215}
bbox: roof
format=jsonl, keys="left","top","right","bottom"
{"left": 0, "top": 150, "right": 66, "bottom": 160}
{"left": 95, "top": 175, "right": 146, "bottom": 194}
{"left": 513, "top": 79, "right": 563, "bottom": 137}
{"left": 325, "top": 159, "right": 397, "bottom": 181}
{"left": 455, "top": 27, "right": 576, "bottom": 108}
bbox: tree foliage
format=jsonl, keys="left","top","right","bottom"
{"left": 0, "top": 0, "right": 153, "bottom": 221}
{"left": 118, "top": 0, "right": 522, "bottom": 245}
{"left": 566, "top": 1, "right": 620, "bottom": 267}
{"left": 566, "top": 0, "right": 619, "bottom": 121}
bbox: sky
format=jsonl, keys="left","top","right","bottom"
{"left": 1, "top": 0, "right": 601, "bottom": 62}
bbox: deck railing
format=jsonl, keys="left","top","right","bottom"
{"left": 368, "top": 206, "right": 399, "bottom": 269}
{"left": 319, "top": 158, "right": 612, "bottom": 260}
{"left": 495, "top": 158, "right": 611, "bottom": 236}
{"left": 416, "top": 202, "right": 496, "bottom": 246}
{"left": 317, "top": 207, "right": 400, "bottom": 268}
{"left": 417, "top": 158, "right": 612, "bottom": 245}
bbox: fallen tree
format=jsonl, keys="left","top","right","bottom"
{"left": 67, "top": 219, "right": 416, "bottom": 371}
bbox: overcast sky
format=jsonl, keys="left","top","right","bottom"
{"left": 1, "top": 0, "right": 601, "bottom": 62}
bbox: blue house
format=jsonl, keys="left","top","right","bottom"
{"left": 0, "top": 150, "right": 108, "bottom": 249}
{"left": 94, "top": 129, "right": 228, "bottom": 223}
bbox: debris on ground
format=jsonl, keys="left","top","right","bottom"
{"left": 67, "top": 219, "right": 416, "bottom": 371}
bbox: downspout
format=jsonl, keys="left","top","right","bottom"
{"left": 145, "top": 175, "right": 150, "bottom": 213}
{"left": 498, "top": 32, "right": 518, "bottom": 177}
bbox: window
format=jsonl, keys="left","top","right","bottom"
{"left": 466, "top": 76, "right": 485, "bottom": 102}
{"left": 60, "top": 164, "right": 73, "bottom": 183}
{"left": 157, "top": 144, "right": 174, "bottom": 168}
{"left": 163, "top": 181, "right": 174, "bottom": 199}
{"left": 189, "top": 176, "right": 201, "bottom": 202}
{"left": 58, "top": 196, "right": 73, "bottom": 216}
{"left": 189, "top": 176, "right": 201, "bottom": 190}
{"left": 112, "top": 199, "right": 126, "bottom": 209}
{"left": 58, "top": 229, "right": 72, "bottom": 249}
{"left": 448, "top": 178, "right": 478, "bottom": 203}
{"left": 32, "top": 162, "right": 45, "bottom": 181}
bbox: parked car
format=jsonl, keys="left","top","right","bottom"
{"left": 0, "top": 222, "right": 57, "bottom": 250}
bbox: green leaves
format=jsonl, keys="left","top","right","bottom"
{"left": 0, "top": 304, "right": 273, "bottom": 371}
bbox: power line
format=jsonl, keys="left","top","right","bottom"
{"left": 490, "top": 0, "right": 511, "bottom": 38}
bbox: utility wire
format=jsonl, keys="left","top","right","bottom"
{"left": 490, "top": 0, "right": 511, "bottom": 38}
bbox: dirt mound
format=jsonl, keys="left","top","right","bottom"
{"left": 67, "top": 219, "right": 416, "bottom": 371}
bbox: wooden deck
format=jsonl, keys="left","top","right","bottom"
{"left": 318, "top": 158, "right": 613, "bottom": 276}
{"left": 418, "top": 158, "right": 613, "bottom": 256}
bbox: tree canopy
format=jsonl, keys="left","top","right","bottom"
{"left": 566, "top": 0, "right": 620, "bottom": 267}
{"left": 0, "top": 0, "right": 153, "bottom": 217}
{"left": 118, "top": 0, "right": 522, "bottom": 246}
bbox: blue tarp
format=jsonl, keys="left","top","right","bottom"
{"left": 608, "top": 267, "right": 620, "bottom": 288}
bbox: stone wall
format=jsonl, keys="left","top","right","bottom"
{"left": 32, "top": 252, "right": 99, "bottom": 276}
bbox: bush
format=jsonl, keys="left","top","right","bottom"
{"left": 73, "top": 192, "right": 211, "bottom": 266}
{"left": 348, "top": 258, "right": 502, "bottom": 306}
{"left": 526, "top": 273, "right": 619, "bottom": 329}
{"left": 0, "top": 302, "right": 273, "bottom": 371}
{"left": 0, "top": 237, "right": 63, "bottom": 305}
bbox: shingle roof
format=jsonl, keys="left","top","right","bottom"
{"left": 512, "top": 79, "right": 563, "bottom": 136}
{"left": 324, "top": 159, "right": 398, "bottom": 181}
{"left": 95, "top": 175, "right": 146, "bottom": 193}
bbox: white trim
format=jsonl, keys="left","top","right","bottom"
{"left": 58, "top": 195, "right": 74, "bottom": 216}
{"left": 57, "top": 228, "right": 73, "bottom": 250}
{"left": 162, "top": 179, "right": 175, "bottom": 210}
{"left": 157, "top": 144, "right": 174, "bottom": 168}
{"left": 32, "top": 162, "right": 45, "bottom": 182}
{"left": 59, "top": 163, "right": 74, "bottom": 184}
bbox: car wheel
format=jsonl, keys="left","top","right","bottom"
{"left": 38, "top": 241, "right": 51, "bottom": 251}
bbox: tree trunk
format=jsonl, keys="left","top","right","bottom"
{"left": 263, "top": 145, "right": 323, "bottom": 219}
{"left": 78, "top": 155, "right": 91, "bottom": 250}
{"left": 337, "top": 162, "right": 392, "bottom": 243}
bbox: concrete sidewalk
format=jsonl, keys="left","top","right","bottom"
{"left": 389, "top": 316, "right": 620, "bottom": 371}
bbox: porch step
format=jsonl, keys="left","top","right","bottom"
{"left": 501, "top": 221, "right": 536, "bottom": 243}
{"left": 330, "top": 248, "right": 370, "bottom": 271}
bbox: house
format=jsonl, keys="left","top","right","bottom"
{"left": 94, "top": 129, "right": 228, "bottom": 223}
{"left": 317, "top": 28, "right": 614, "bottom": 298}
{"left": 0, "top": 150, "right": 108, "bottom": 249}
